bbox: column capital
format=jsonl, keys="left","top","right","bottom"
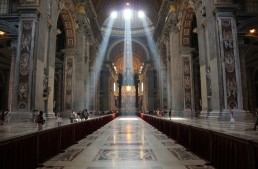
{"left": 213, "top": 4, "right": 239, "bottom": 16}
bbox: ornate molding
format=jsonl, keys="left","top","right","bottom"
{"left": 61, "top": 48, "right": 82, "bottom": 56}
{"left": 17, "top": 20, "right": 34, "bottom": 110}
{"left": 182, "top": 56, "right": 192, "bottom": 109}
{"left": 60, "top": 9, "right": 76, "bottom": 48}
{"left": 64, "top": 56, "right": 73, "bottom": 110}
{"left": 220, "top": 19, "right": 238, "bottom": 108}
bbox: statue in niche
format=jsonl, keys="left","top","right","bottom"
{"left": 21, "top": 34, "right": 31, "bottom": 51}
{"left": 201, "top": 6, "right": 206, "bottom": 17}
{"left": 43, "top": 68, "right": 51, "bottom": 97}
{"left": 176, "top": 12, "right": 182, "bottom": 31}
{"left": 227, "top": 79, "right": 237, "bottom": 98}
{"left": 19, "top": 82, "right": 28, "bottom": 99}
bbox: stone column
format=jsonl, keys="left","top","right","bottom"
{"left": 170, "top": 27, "right": 184, "bottom": 113}
{"left": 118, "top": 74, "right": 122, "bottom": 109}
{"left": 8, "top": 40, "right": 17, "bottom": 112}
{"left": 198, "top": 25, "right": 209, "bottom": 116}
{"left": 238, "top": 39, "right": 248, "bottom": 111}
{"left": 56, "top": 70, "right": 63, "bottom": 112}
{"left": 166, "top": 40, "right": 172, "bottom": 109}
{"left": 215, "top": 6, "right": 244, "bottom": 118}
{"left": 61, "top": 48, "right": 79, "bottom": 117}
{"left": 83, "top": 40, "right": 90, "bottom": 109}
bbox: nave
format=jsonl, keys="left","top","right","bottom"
{"left": 37, "top": 116, "right": 214, "bottom": 169}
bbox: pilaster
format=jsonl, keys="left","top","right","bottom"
{"left": 214, "top": 4, "right": 245, "bottom": 119}
{"left": 169, "top": 24, "right": 183, "bottom": 112}
{"left": 61, "top": 48, "right": 80, "bottom": 116}
{"left": 8, "top": 40, "right": 17, "bottom": 112}
{"left": 180, "top": 48, "right": 194, "bottom": 116}
{"left": 14, "top": 15, "right": 37, "bottom": 116}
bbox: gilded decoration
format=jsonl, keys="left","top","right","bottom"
{"left": 221, "top": 19, "right": 238, "bottom": 108}
{"left": 113, "top": 56, "right": 142, "bottom": 73}
{"left": 183, "top": 58, "right": 192, "bottom": 109}
{"left": 181, "top": 8, "right": 195, "bottom": 46}
{"left": 18, "top": 20, "right": 33, "bottom": 109}
{"left": 60, "top": 9, "right": 76, "bottom": 47}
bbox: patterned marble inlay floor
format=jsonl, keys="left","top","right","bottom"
{"left": 93, "top": 149, "right": 157, "bottom": 161}
{"left": 39, "top": 116, "right": 215, "bottom": 169}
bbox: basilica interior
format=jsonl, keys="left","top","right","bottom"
{"left": 0, "top": 0, "right": 258, "bottom": 169}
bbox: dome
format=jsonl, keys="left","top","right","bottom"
{"left": 101, "top": 10, "right": 154, "bottom": 36}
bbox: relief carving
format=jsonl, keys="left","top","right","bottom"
{"left": 65, "top": 57, "right": 73, "bottom": 109}
{"left": 221, "top": 19, "right": 238, "bottom": 108}
{"left": 183, "top": 58, "right": 192, "bottom": 109}
{"left": 18, "top": 20, "right": 33, "bottom": 109}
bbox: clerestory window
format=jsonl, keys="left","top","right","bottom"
{"left": 245, "top": 0, "right": 258, "bottom": 13}
{"left": 0, "top": 0, "right": 9, "bottom": 14}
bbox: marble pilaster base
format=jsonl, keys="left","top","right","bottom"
{"left": 200, "top": 109, "right": 254, "bottom": 122}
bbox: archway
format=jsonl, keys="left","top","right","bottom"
{"left": 54, "top": 15, "right": 66, "bottom": 113}
{"left": 190, "top": 15, "right": 202, "bottom": 114}
{"left": 237, "top": 17, "right": 258, "bottom": 112}
{"left": 180, "top": 5, "right": 202, "bottom": 114}
{"left": 0, "top": 71, "right": 7, "bottom": 110}
{"left": 108, "top": 40, "right": 147, "bottom": 113}
{"left": 0, "top": 20, "right": 18, "bottom": 111}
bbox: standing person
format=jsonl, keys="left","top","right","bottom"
{"left": 1, "top": 110, "right": 5, "bottom": 124}
{"left": 56, "top": 112, "right": 62, "bottom": 126}
{"left": 81, "top": 110, "right": 85, "bottom": 120}
{"left": 229, "top": 106, "right": 235, "bottom": 124}
{"left": 254, "top": 109, "right": 258, "bottom": 131}
{"left": 85, "top": 109, "right": 89, "bottom": 120}
{"left": 70, "top": 111, "right": 75, "bottom": 123}
{"left": 169, "top": 109, "right": 172, "bottom": 120}
{"left": 36, "top": 111, "right": 45, "bottom": 130}
{"left": 4, "top": 110, "right": 11, "bottom": 123}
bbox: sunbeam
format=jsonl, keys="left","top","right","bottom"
{"left": 141, "top": 18, "right": 161, "bottom": 72}
{"left": 121, "top": 15, "right": 135, "bottom": 113}
{"left": 85, "top": 17, "right": 115, "bottom": 110}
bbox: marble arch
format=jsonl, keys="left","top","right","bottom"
{"left": 107, "top": 39, "right": 149, "bottom": 62}
{"left": 237, "top": 17, "right": 258, "bottom": 32}
{"left": 180, "top": 7, "right": 196, "bottom": 47}
{"left": 0, "top": 20, "right": 18, "bottom": 35}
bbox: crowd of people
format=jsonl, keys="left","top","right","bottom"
{"left": 145, "top": 109, "right": 169, "bottom": 117}
{"left": 69, "top": 109, "right": 89, "bottom": 123}
{"left": 2, "top": 107, "right": 258, "bottom": 131}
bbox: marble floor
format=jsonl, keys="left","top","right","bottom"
{"left": 35, "top": 116, "right": 216, "bottom": 169}
{"left": 1, "top": 115, "right": 258, "bottom": 168}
